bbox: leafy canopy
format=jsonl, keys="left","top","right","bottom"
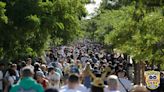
{"left": 0, "top": 0, "right": 87, "bottom": 61}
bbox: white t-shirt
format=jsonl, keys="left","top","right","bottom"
{"left": 104, "top": 86, "right": 120, "bottom": 92}
{"left": 77, "top": 84, "right": 88, "bottom": 92}
{"left": 48, "top": 72, "right": 61, "bottom": 81}
{"left": 49, "top": 83, "right": 60, "bottom": 89}
{"left": 60, "top": 85, "right": 82, "bottom": 92}
{"left": 0, "top": 71, "right": 3, "bottom": 90}
{"left": 60, "top": 89, "right": 81, "bottom": 92}
{"left": 27, "top": 65, "right": 34, "bottom": 71}
{"left": 118, "top": 78, "right": 132, "bottom": 92}
{"left": 48, "top": 72, "right": 61, "bottom": 89}
{"left": 8, "top": 76, "right": 16, "bottom": 85}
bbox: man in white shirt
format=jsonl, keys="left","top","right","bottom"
{"left": 104, "top": 75, "right": 120, "bottom": 92}
{"left": 60, "top": 74, "right": 83, "bottom": 92}
{"left": 76, "top": 83, "right": 87, "bottom": 92}
{"left": 116, "top": 70, "right": 132, "bottom": 92}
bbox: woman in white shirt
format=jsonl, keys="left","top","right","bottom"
{"left": 47, "top": 67, "right": 61, "bottom": 89}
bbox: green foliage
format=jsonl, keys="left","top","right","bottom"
{"left": 101, "top": 0, "right": 134, "bottom": 10}
{"left": 0, "top": 0, "right": 86, "bottom": 61}
{"left": 81, "top": 19, "right": 97, "bottom": 41}
{"left": 80, "top": 0, "right": 94, "bottom": 4}
{"left": 26, "top": 15, "right": 41, "bottom": 29}
{"left": 161, "top": 64, "right": 164, "bottom": 70}
{"left": 0, "top": 2, "right": 7, "bottom": 24}
{"left": 113, "top": 10, "right": 163, "bottom": 62}
{"left": 84, "top": 0, "right": 164, "bottom": 63}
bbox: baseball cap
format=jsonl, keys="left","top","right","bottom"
{"left": 70, "top": 66, "right": 80, "bottom": 74}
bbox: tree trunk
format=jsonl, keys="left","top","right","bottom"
{"left": 134, "top": 61, "right": 140, "bottom": 85}
{"left": 140, "top": 61, "right": 145, "bottom": 85}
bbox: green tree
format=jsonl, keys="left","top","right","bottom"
{"left": 0, "top": 0, "right": 87, "bottom": 61}
{"left": 100, "top": 1, "right": 164, "bottom": 63}
{"left": 0, "top": 1, "right": 7, "bottom": 59}
{"left": 84, "top": 0, "right": 164, "bottom": 63}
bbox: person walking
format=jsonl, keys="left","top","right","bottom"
{"left": 36, "top": 71, "right": 49, "bottom": 89}
{"left": 10, "top": 66, "right": 44, "bottom": 92}
{"left": 104, "top": 75, "right": 120, "bottom": 92}
{"left": 4, "top": 68, "right": 17, "bottom": 92}
{"left": 26, "top": 58, "right": 34, "bottom": 71}
{"left": 116, "top": 70, "right": 132, "bottom": 92}
{"left": 47, "top": 66, "right": 61, "bottom": 89}
{"left": 60, "top": 74, "right": 82, "bottom": 92}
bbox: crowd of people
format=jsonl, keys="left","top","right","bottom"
{"left": 0, "top": 43, "right": 163, "bottom": 92}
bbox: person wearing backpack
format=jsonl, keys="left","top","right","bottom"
{"left": 4, "top": 68, "right": 17, "bottom": 92}
{"left": 10, "top": 66, "right": 44, "bottom": 92}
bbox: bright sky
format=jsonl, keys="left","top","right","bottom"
{"left": 85, "top": 0, "right": 102, "bottom": 19}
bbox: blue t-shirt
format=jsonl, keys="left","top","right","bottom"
{"left": 83, "top": 76, "right": 91, "bottom": 88}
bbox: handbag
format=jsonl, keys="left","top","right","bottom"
{"left": 118, "top": 78, "right": 129, "bottom": 92}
